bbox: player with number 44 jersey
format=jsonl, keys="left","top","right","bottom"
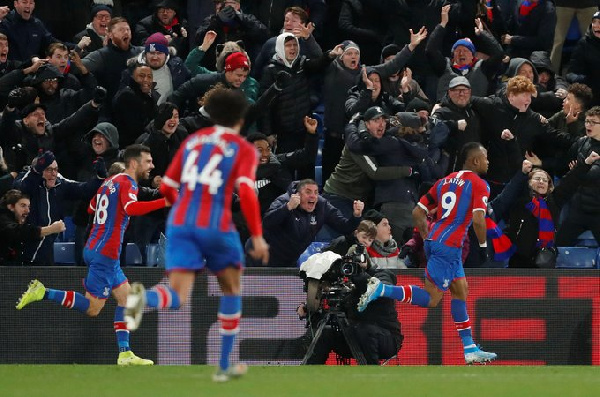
{"left": 125, "top": 88, "right": 269, "bottom": 382}
{"left": 357, "top": 143, "right": 497, "bottom": 365}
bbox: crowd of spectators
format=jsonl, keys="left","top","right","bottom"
{"left": 0, "top": 0, "right": 598, "bottom": 269}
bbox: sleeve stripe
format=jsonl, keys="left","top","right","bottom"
{"left": 417, "top": 202, "right": 429, "bottom": 214}
{"left": 363, "top": 155, "right": 378, "bottom": 172}
{"left": 163, "top": 176, "right": 180, "bottom": 189}
{"left": 123, "top": 200, "right": 136, "bottom": 211}
{"left": 473, "top": 208, "right": 486, "bottom": 212}
{"left": 236, "top": 176, "right": 254, "bottom": 188}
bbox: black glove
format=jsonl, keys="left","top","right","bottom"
{"left": 33, "top": 151, "right": 55, "bottom": 174}
{"left": 478, "top": 245, "right": 488, "bottom": 264}
{"left": 93, "top": 86, "right": 107, "bottom": 105}
{"left": 93, "top": 157, "right": 107, "bottom": 178}
{"left": 7, "top": 88, "right": 31, "bottom": 109}
{"left": 217, "top": 5, "right": 237, "bottom": 23}
{"left": 398, "top": 245, "right": 411, "bottom": 259}
{"left": 274, "top": 71, "right": 291, "bottom": 91}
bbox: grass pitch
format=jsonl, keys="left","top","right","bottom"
{"left": 0, "top": 365, "right": 598, "bottom": 397}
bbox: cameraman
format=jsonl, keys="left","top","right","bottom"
{"left": 300, "top": 220, "right": 403, "bottom": 365}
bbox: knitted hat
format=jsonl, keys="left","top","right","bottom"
{"left": 381, "top": 44, "right": 401, "bottom": 61}
{"left": 593, "top": 11, "right": 600, "bottom": 21}
{"left": 452, "top": 38, "right": 476, "bottom": 55}
{"left": 21, "top": 103, "right": 47, "bottom": 119}
{"left": 341, "top": 40, "right": 360, "bottom": 55}
{"left": 363, "top": 209, "right": 386, "bottom": 226}
{"left": 406, "top": 97, "right": 431, "bottom": 113}
{"left": 154, "top": 0, "right": 178, "bottom": 10}
{"left": 145, "top": 33, "right": 169, "bottom": 55}
{"left": 33, "top": 151, "right": 56, "bottom": 173}
{"left": 224, "top": 52, "right": 249, "bottom": 71}
{"left": 91, "top": 5, "right": 113, "bottom": 19}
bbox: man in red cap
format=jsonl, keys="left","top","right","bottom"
{"left": 223, "top": 51, "right": 249, "bottom": 88}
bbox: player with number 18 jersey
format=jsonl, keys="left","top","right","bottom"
{"left": 161, "top": 125, "right": 259, "bottom": 272}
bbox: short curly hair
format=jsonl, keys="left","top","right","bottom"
{"left": 506, "top": 75, "right": 537, "bottom": 97}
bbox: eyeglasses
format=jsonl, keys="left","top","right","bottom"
{"left": 584, "top": 119, "right": 600, "bottom": 126}
{"left": 531, "top": 177, "right": 549, "bottom": 183}
{"left": 94, "top": 14, "right": 111, "bottom": 20}
{"left": 44, "top": 167, "right": 59, "bottom": 173}
{"left": 44, "top": 78, "right": 59, "bottom": 83}
{"left": 450, "top": 88, "right": 471, "bottom": 94}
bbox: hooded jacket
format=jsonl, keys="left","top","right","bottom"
{"left": 345, "top": 67, "right": 404, "bottom": 119}
{"left": 262, "top": 181, "right": 361, "bottom": 267}
{"left": 260, "top": 33, "right": 333, "bottom": 152}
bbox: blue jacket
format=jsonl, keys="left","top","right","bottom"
{"left": 0, "top": 10, "right": 58, "bottom": 61}
{"left": 14, "top": 170, "right": 102, "bottom": 264}
{"left": 262, "top": 181, "right": 361, "bottom": 267}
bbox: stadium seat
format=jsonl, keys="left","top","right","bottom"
{"left": 57, "top": 216, "right": 76, "bottom": 242}
{"left": 556, "top": 247, "right": 597, "bottom": 269}
{"left": 311, "top": 112, "right": 324, "bottom": 139}
{"left": 54, "top": 242, "right": 76, "bottom": 265}
{"left": 576, "top": 230, "right": 598, "bottom": 248}
{"left": 145, "top": 244, "right": 159, "bottom": 267}
{"left": 315, "top": 166, "right": 323, "bottom": 189}
{"left": 125, "top": 243, "right": 143, "bottom": 266}
{"left": 297, "top": 241, "right": 329, "bottom": 266}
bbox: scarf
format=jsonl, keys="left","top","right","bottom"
{"left": 525, "top": 196, "right": 555, "bottom": 248}
{"left": 367, "top": 239, "right": 399, "bottom": 258}
{"left": 163, "top": 16, "right": 179, "bottom": 31}
{"left": 452, "top": 57, "right": 479, "bottom": 72}
{"left": 486, "top": 217, "right": 515, "bottom": 261}
{"left": 519, "top": 0, "right": 538, "bottom": 22}
{"left": 486, "top": 1, "right": 494, "bottom": 22}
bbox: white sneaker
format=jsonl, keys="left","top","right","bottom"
{"left": 465, "top": 347, "right": 497, "bottom": 365}
{"left": 125, "top": 283, "right": 146, "bottom": 331}
{"left": 212, "top": 363, "right": 248, "bottom": 382}
{"left": 357, "top": 277, "right": 383, "bottom": 312}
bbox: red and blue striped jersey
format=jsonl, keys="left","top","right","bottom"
{"left": 85, "top": 173, "right": 138, "bottom": 259}
{"left": 418, "top": 170, "right": 489, "bottom": 248}
{"left": 162, "top": 126, "right": 258, "bottom": 231}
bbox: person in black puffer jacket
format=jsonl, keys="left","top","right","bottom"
{"left": 567, "top": 12, "right": 600, "bottom": 107}
{"left": 555, "top": 106, "right": 600, "bottom": 246}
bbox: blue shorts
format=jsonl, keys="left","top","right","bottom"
{"left": 424, "top": 240, "right": 465, "bottom": 292}
{"left": 83, "top": 249, "right": 127, "bottom": 299}
{"left": 165, "top": 226, "right": 244, "bottom": 273}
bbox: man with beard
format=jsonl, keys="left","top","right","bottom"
{"left": 135, "top": 0, "right": 189, "bottom": 59}
{"left": 0, "top": 189, "right": 65, "bottom": 265}
{"left": 82, "top": 17, "right": 143, "bottom": 115}
{"left": 15, "top": 145, "right": 168, "bottom": 366}
{"left": 134, "top": 32, "right": 190, "bottom": 105}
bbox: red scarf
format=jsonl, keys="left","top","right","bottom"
{"left": 163, "top": 16, "right": 179, "bottom": 31}
{"left": 519, "top": 1, "right": 539, "bottom": 22}
{"left": 525, "top": 196, "right": 555, "bottom": 248}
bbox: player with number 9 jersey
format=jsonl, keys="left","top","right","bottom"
{"left": 418, "top": 170, "right": 490, "bottom": 248}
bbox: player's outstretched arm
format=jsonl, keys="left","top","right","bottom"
{"left": 238, "top": 182, "right": 269, "bottom": 265}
